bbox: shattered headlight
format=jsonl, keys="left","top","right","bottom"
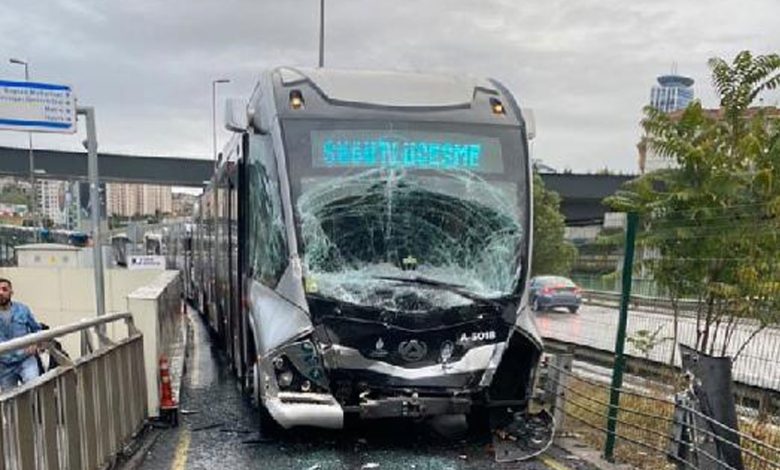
{"left": 271, "top": 340, "right": 328, "bottom": 393}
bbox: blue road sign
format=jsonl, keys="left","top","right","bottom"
{"left": 0, "top": 80, "right": 76, "bottom": 133}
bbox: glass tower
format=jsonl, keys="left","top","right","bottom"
{"left": 650, "top": 74, "right": 695, "bottom": 113}
{"left": 641, "top": 73, "right": 695, "bottom": 173}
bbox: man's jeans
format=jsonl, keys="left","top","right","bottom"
{"left": 0, "top": 356, "right": 40, "bottom": 391}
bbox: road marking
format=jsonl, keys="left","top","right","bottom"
{"left": 170, "top": 428, "right": 191, "bottom": 470}
{"left": 190, "top": 316, "right": 200, "bottom": 386}
{"left": 540, "top": 455, "right": 570, "bottom": 470}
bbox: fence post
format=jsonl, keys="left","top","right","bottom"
{"left": 549, "top": 354, "right": 573, "bottom": 433}
{"left": 604, "top": 212, "right": 638, "bottom": 461}
{"left": 544, "top": 357, "right": 561, "bottom": 419}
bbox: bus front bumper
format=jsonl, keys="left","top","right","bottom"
{"left": 349, "top": 395, "right": 472, "bottom": 419}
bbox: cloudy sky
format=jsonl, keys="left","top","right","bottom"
{"left": 1, "top": 0, "right": 778, "bottom": 173}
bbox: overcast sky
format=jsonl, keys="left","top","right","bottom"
{"left": 1, "top": 0, "right": 778, "bottom": 174}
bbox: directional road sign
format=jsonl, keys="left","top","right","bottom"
{"left": 0, "top": 80, "right": 76, "bottom": 133}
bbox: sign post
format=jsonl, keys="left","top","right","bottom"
{"left": 77, "top": 106, "right": 105, "bottom": 318}
{"left": 0, "top": 79, "right": 104, "bottom": 318}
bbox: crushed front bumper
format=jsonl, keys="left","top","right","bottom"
{"left": 354, "top": 395, "right": 472, "bottom": 419}
{"left": 265, "top": 392, "right": 344, "bottom": 429}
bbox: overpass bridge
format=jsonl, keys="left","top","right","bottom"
{"left": 0, "top": 146, "right": 635, "bottom": 225}
{"left": 0, "top": 146, "right": 211, "bottom": 188}
{"left": 542, "top": 173, "right": 633, "bottom": 226}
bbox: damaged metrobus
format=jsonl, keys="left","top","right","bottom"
{"left": 188, "top": 67, "right": 550, "bottom": 456}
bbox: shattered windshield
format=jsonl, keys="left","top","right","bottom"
{"left": 283, "top": 121, "right": 528, "bottom": 312}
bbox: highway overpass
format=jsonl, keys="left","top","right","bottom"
{"left": 0, "top": 145, "right": 635, "bottom": 225}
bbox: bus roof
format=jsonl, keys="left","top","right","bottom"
{"left": 277, "top": 67, "right": 497, "bottom": 108}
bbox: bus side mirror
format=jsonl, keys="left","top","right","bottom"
{"left": 224, "top": 98, "right": 248, "bottom": 132}
{"left": 521, "top": 108, "right": 536, "bottom": 141}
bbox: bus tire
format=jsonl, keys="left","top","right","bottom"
{"left": 247, "top": 353, "right": 281, "bottom": 437}
{"left": 466, "top": 406, "right": 491, "bottom": 437}
{"left": 258, "top": 401, "right": 281, "bottom": 437}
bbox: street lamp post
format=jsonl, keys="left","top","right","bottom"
{"left": 9, "top": 58, "right": 36, "bottom": 228}
{"left": 211, "top": 79, "right": 230, "bottom": 166}
{"left": 319, "top": 0, "right": 325, "bottom": 67}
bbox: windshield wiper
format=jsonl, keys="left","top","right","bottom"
{"left": 372, "top": 275, "right": 499, "bottom": 305}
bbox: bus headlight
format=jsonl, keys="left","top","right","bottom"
{"left": 289, "top": 90, "right": 305, "bottom": 109}
{"left": 278, "top": 371, "right": 294, "bottom": 388}
{"left": 490, "top": 98, "right": 505, "bottom": 115}
{"left": 271, "top": 339, "right": 329, "bottom": 393}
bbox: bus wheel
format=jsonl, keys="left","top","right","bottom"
{"left": 258, "top": 401, "right": 280, "bottom": 438}
{"left": 466, "top": 406, "right": 491, "bottom": 438}
{"left": 248, "top": 356, "right": 281, "bottom": 437}
{"left": 245, "top": 358, "right": 259, "bottom": 406}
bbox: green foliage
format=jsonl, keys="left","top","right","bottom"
{"left": 606, "top": 50, "right": 780, "bottom": 357}
{"left": 627, "top": 326, "right": 673, "bottom": 359}
{"left": 532, "top": 172, "right": 577, "bottom": 276}
{"left": 0, "top": 185, "right": 31, "bottom": 206}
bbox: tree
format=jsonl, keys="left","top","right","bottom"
{"left": 627, "top": 325, "right": 673, "bottom": 360}
{"left": 532, "top": 172, "right": 577, "bottom": 276}
{"left": 0, "top": 185, "right": 32, "bottom": 206}
{"left": 608, "top": 51, "right": 780, "bottom": 360}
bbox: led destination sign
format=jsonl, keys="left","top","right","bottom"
{"left": 311, "top": 130, "right": 503, "bottom": 172}
{"left": 323, "top": 140, "right": 481, "bottom": 169}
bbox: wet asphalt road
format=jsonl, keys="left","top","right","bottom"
{"left": 535, "top": 302, "right": 780, "bottom": 391}
{"left": 137, "top": 312, "right": 599, "bottom": 470}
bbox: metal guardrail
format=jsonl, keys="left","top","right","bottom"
{"left": 0, "top": 312, "right": 148, "bottom": 470}
{"left": 543, "top": 338, "right": 780, "bottom": 418}
{"left": 541, "top": 353, "right": 780, "bottom": 470}
{"left": 582, "top": 289, "right": 702, "bottom": 313}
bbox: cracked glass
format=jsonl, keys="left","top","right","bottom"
{"left": 284, "top": 121, "right": 527, "bottom": 312}
{"left": 248, "top": 134, "right": 289, "bottom": 286}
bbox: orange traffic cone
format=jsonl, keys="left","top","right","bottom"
{"left": 159, "top": 355, "right": 177, "bottom": 410}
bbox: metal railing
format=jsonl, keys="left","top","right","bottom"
{"left": 542, "top": 354, "right": 780, "bottom": 470}
{"left": 0, "top": 312, "right": 148, "bottom": 470}
{"left": 582, "top": 289, "right": 702, "bottom": 314}
{"left": 543, "top": 338, "right": 780, "bottom": 419}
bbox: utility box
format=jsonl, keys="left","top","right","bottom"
{"left": 15, "top": 243, "right": 81, "bottom": 268}
{"left": 603, "top": 212, "right": 627, "bottom": 229}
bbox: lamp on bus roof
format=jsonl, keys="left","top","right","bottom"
{"left": 289, "top": 90, "right": 305, "bottom": 110}
{"left": 490, "top": 98, "right": 505, "bottom": 115}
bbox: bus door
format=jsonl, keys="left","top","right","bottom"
{"left": 228, "top": 163, "right": 242, "bottom": 376}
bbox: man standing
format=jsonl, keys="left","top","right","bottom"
{"left": 0, "top": 278, "right": 41, "bottom": 391}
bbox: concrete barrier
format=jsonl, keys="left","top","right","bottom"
{"left": 127, "top": 271, "right": 183, "bottom": 417}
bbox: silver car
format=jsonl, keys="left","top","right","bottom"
{"left": 529, "top": 276, "right": 582, "bottom": 313}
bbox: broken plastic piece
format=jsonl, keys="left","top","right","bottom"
{"left": 492, "top": 409, "right": 555, "bottom": 463}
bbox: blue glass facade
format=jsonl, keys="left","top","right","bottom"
{"left": 650, "top": 74, "right": 695, "bottom": 112}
